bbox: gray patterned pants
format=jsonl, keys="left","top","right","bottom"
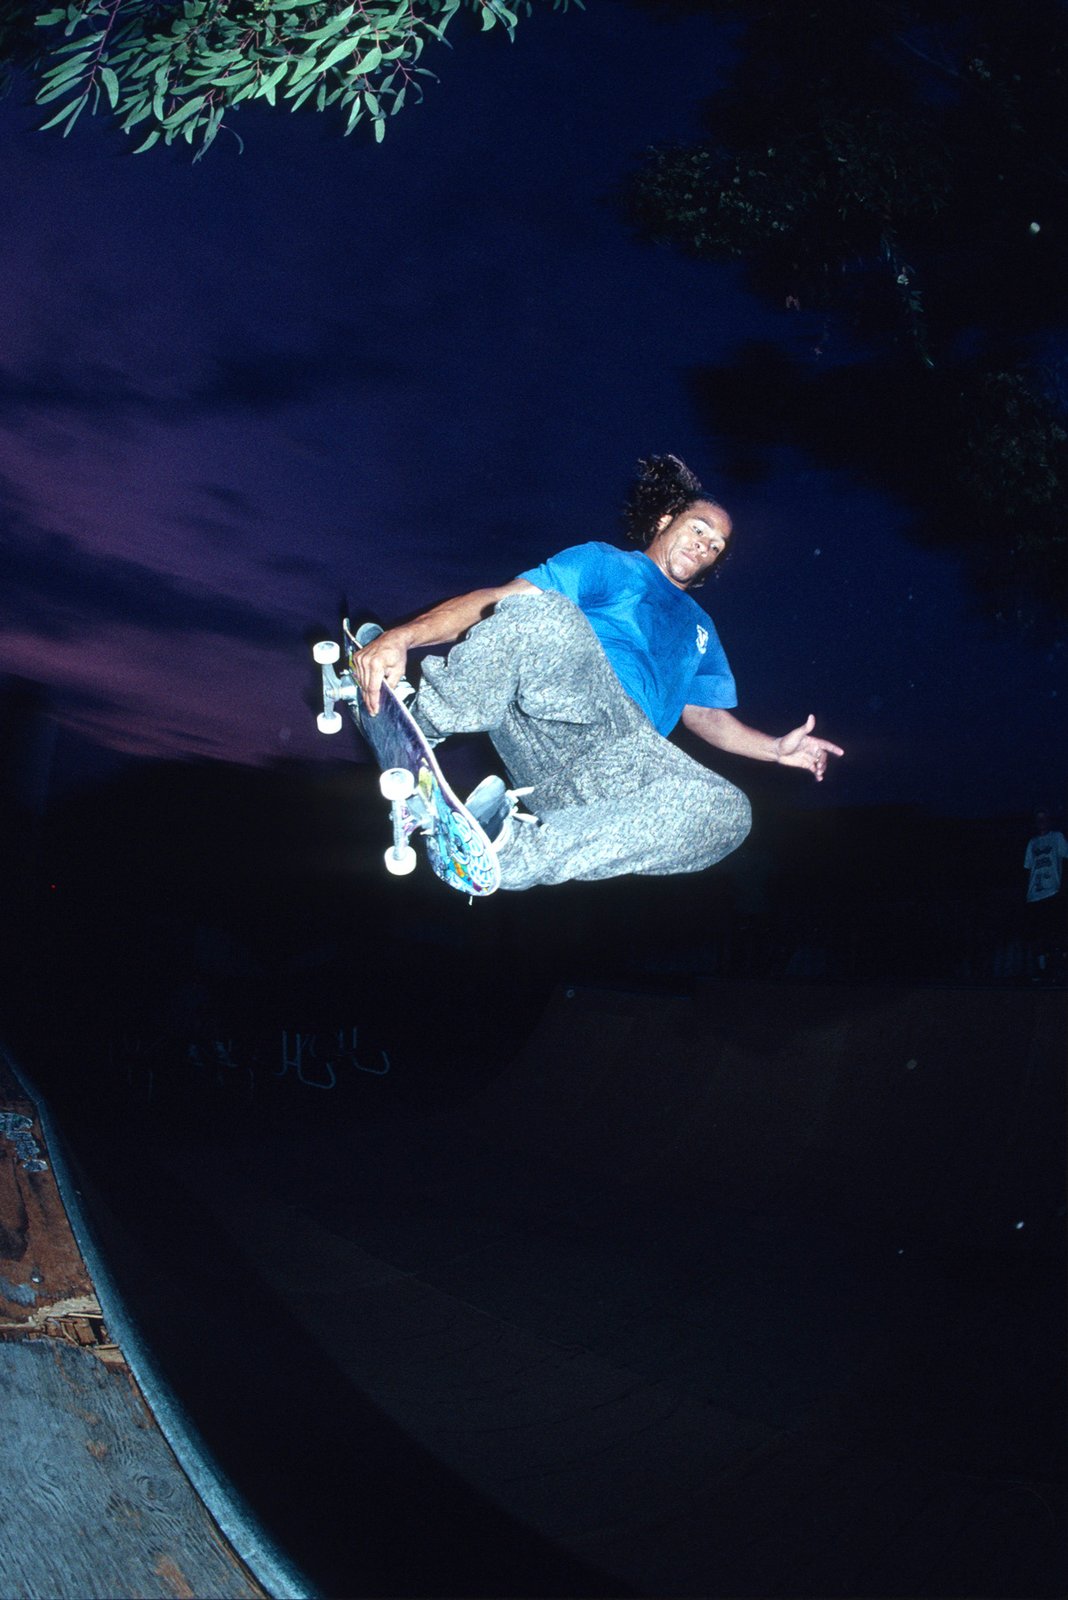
{"left": 413, "top": 590, "right": 752, "bottom": 891}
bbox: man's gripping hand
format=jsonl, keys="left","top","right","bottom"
{"left": 354, "top": 628, "right": 410, "bottom": 717}
{"left": 775, "top": 715, "right": 845, "bottom": 782}
{"left": 351, "top": 580, "right": 536, "bottom": 717}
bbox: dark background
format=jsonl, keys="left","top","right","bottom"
{"left": 0, "top": 8, "right": 1064, "bottom": 1595}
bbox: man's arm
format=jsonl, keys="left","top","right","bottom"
{"left": 682, "top": 705, "right": 844, "bottom": 783}
{"left": 354, "top": 578, "right": 537, "bottom": 714}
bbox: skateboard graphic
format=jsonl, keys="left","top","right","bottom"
{"left": 313, "top": 621, "right": 501, "bottom": 897}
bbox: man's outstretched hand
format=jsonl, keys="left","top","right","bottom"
{"left": 353, "top": 628, "right": 410, "bottom": 717}
{"left": 776, "top": 715, "right": 844, "bottom": 782}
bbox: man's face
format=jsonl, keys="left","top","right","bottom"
{"left": 645, "top": 500, "right": 732, "bottom": 590}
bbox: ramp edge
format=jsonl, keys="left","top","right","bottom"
{"left": 1, "top": 1041, "right": 319, "bottom": 1600}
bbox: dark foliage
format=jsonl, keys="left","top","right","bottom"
{"left": 624, "top": 0, "right": 1068, "bottom": 625}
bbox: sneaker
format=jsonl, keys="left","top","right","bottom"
{"left": 463, "top": 775, "right": 508, "bottom": 836}
{"left": 463, "top": 776, "right": 536, "bottom": 851}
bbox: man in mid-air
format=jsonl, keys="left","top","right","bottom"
{"left": 355, "top": 454, "right": 843, "bottom": 891}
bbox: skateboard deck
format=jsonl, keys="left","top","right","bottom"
{"left": 312, "top": 624, "right": 501, "bottom": 897}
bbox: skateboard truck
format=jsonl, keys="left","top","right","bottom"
{"left": 379, "top": 768, "right": 418, "bottom": 875}
{"left": 312, "top": 639, "right": 351, "bottom": 733}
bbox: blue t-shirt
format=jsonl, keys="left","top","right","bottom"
{"left": 518, "top": 541, "right": 737, "bottom": 735}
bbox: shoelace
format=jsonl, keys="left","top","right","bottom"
{"left": 504, "top": 786, "right": 537, "bottom": 824}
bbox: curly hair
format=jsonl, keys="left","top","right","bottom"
{"left": 621, "top": 453, "right": 713, "bottom": 547}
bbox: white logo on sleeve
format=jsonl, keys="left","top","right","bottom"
{"left": 696, "top": 625, "right": 709, "bottom": 655}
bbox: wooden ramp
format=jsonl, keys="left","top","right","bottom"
{"left": 0, "top": 1049, "right": 310, "bottom": 1600}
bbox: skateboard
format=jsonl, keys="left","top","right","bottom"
{"left": 312, "top": 622, "right": 501, "bottom": 897}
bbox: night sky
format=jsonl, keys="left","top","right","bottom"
{"left": 1, "top": 3, "right": 1064, "bottom": 818}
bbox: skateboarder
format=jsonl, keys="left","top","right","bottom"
{"left": 354, "top": 454, "right": 843, "bottom": 891}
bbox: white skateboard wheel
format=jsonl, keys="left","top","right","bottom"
{"left": 380, "top": 767, "right": 415, "bottom": 800}
{"left": 385, "top": 844, "right": 417, "bottom": 875}
{"left": 313, "top": 640, "right": 340, "bottom": 664}
{"left": 317, "top": 710, "right": 343, "bottom": 734}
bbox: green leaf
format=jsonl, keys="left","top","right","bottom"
{"left": 209, "top": 67, "right": 256, "bottom": 87}
{"left": 38, "top": 96, "right": 82, "bottom": 130}
{"left": 289, "top": 77, "right": 318, "bottom": 109}
{"left": 193, "top": 106, "right": 225, "bottom": 162}
{"left": 100, "top": 65, "right": 119, "bottom": 108}
{"left": 37, "top": 75, "right": 86, "bottom": 104}
{"left": 304, "top": 7, "right": 356, "bottom": 43}
{"left": 285, "top": 49, "right": 322, "bottom": 90}
{"left": 119, "top": 99, "right": 152, "bottom": 131}
{"left": 60, "top": 92, "right": 89, "bottom": 136}
{"left": 261, "top": 60, "right": 289, "bottom": 99}
{"left": 160, "top": 93, "right": 206, "bottom": 128}
{"left": 48, "top": 35, "right": 103, "bottom": 58}
{"left": 39, "top": 57, "right": 91, "bottom": 91}
{"left": 131, "top": 129, "right": 161, "bottom": 153}
{"left": 319, "top": 36, "right": 381, "bottom": 77}
{"left": 354, "top": 42, "right": 383, "bottom": 74}
{"left": 35, "top": 10, "right": 65, "bottom": 25}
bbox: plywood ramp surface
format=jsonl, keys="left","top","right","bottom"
{"left": 0, "top": 1050, "right": 267, "bottom": 1600}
